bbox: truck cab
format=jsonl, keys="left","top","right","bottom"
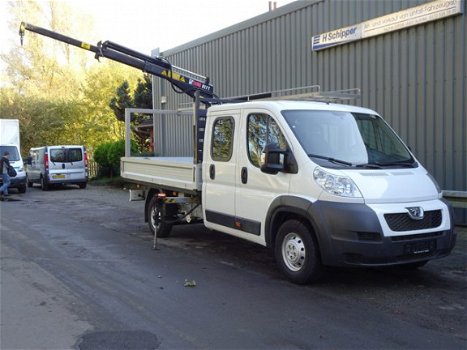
{"left": 201, "top": 101, "right": 455, "bottom": 283}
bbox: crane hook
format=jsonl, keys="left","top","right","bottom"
{"left": 19, "top": 22, "right": 26, "bottom": 46}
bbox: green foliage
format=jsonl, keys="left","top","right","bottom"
{"left": 133, "top": 75, "right": 152, "bottom": 108}
{"left": 0, "top": 0, "right": 143, "bottom": 157}
{"left": 109, "top": 80, "right": 134, "bottom": 122}
{"left": 107, "top": 140, "right": 126, "bottom": 170}
{"left": 93, "top": 142, "right": 112, "bottom": 167}
{"left": 93, "top": 139, "right": 137, "bottom": 177}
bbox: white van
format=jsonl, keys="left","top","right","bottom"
{"left": 0, "top": 145, "right": 27, "bottom": 193}
{"left": 26, "top": 145, "right": 88, "bottom": 190}
{"left": 0, "top": 119, "right": 27, "bottom": 193}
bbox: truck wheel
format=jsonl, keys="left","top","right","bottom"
{"left": 275, "top": 219, "right": 322, "bottom": 284}
{"left": 40, "top": 176, "right": 49, "bottom": 191}
{"left": 18, "top": 185, "right": 27, "bottom": 193}
{"left": 78, "top": 183, "right": 87, "bottom": 189}
{"left": 148, "top": 196, "right": 173, "bottom": 238}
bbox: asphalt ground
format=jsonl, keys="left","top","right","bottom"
{"left": 0, "top": 184, "right": 466, "bottom": 349}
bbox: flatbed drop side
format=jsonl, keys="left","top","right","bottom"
{"left": 121, "top": 156, "right": 201, "bottom": 192}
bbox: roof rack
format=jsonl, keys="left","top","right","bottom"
{"left": 217, "top": 85, "right": 360, "bottom": 104}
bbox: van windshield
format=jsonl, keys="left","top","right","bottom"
{"left": 281, "top": 110, "right": 415, "bottom": 168}
{"left": 50, "top": 148, "right": 83, "bottom": 163}
{"left": 0, "top": 146, "right": 20, "bottom": 161}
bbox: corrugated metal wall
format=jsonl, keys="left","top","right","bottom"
{"left": 153, "top": 0, "right": 466, "bottom": 194}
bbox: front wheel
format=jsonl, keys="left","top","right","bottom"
{"left": 147, "top": 196, "right": 173, "bottom": 238}
{"left": 275, "top": 219, "right": 322, "bottom": 284}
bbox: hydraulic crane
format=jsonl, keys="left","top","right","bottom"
{"left": 19, "top": 22, "right": 216, "bottom": 102}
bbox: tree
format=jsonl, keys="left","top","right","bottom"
{"left": 109, "top": 81, "right": 134, "bottom": 122}
{"left": 133, "top": 75, "right": 152, "bottom": 109}
{"left": 0, "top": 0, "right": 145, "bottom": 157}
{"left": 109, "top": 74, "right": 153, "bottom": 152}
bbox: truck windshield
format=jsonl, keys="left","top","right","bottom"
{"left": 0, "top": 146, "right": 20, "bottom": 161}
{"left": 281, "top": 110, "right": 415, "bottom": 168}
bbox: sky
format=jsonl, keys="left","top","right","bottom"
{"left": 0, "top": 0, "right": 295, "bottom": 63}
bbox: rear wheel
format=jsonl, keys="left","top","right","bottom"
{"left": 18, "top": 185, "right": 26, "bottom": 193}
{"left": 275, "top": 219, "right": 322, "bottom": 284}
{"left": 40, "top": 176, "right": 49, "bottom": 191}
{"left": 147, "top": 196, "right": 173, "bottom": 238}
{"left": 78, "top": 182, "right": 87, "bottom": 189}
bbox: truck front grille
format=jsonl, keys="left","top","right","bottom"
{"left": 384, "top": 210, "right": 442, "bottom": 232}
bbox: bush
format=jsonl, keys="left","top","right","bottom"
{"left": 93, "top": 140, "right": 137, "bottom": 178}
{"left": 93, "top": 142, "right": 112, "bottom": 177}
{"left": 108, "top": 140, "right": 126, "bottom": 176}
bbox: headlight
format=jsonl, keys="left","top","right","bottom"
{"left": 313, "top": 167, "right": 362, "bottom": 198}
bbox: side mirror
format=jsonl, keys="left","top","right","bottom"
{"left": 260, "top": 144, "right": 286, "bottom": 175}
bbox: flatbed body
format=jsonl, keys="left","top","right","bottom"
{"left": 121, "top": 156, "right": 201, "bottom": 193}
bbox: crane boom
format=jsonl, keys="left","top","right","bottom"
{"left": 19, "top": 22, "right": 215, "bottom": 101}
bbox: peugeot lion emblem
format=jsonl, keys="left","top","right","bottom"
{"left": 406, "top": 207, "right": 425, "bottom": 220}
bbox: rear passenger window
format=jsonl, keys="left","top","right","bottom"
{"left": 68, "top": 148, "right": 83, "bottom": 162}
{"left": 50, "top": 149, "right": 66, "bottom": 163}
{"left": 211, "top": 117, "right": 234, "bottom": 161}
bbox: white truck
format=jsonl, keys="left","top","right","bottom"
{"left": 0, "top": 119, "right": 27, "bottom": 193}
{"left": 20, "top": 23, "right": 456, "bottom": 284}
{"left": 122, "top": 99, "right": 456, "bottom": 283}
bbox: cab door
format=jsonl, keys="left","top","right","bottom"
{"left": 234, "top": 110, "right": 293, "bottom": 245}
{"left": 203, "top": 113, "right": 240, "bottom": 232}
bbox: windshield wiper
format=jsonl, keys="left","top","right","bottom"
{"left": 307, "top": 154, "right": 353, "bottom": 166}
{"left": 355, "top": 163, "right": 383, "bottom": 169}
{"left": 356, "top": 161, "right": 416, "bottom": 168}
{"left": 374, "top": 161, "right": 416, "bottom": 168}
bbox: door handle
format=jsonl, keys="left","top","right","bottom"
{"left": 62, "top": 163, "right": 65, "bottom": 169}
{"left": 241, "top": 167, "right": 248, "bottom": 184}
{"left": 209, "top": 164, "right": 215, "bottom": 180}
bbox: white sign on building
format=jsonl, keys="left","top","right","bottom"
{"left": 312, "top": 0, "right": 463, "bottom": 51}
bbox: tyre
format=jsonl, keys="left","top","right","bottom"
{"left": 147, "top": 196, "right": 173, "bottom": 238}
{"left": 18, "top": 185, "right": 27, "bottom": 193}
{"left": 27, "top": 178, "right": 33, "bottom": 188}
{"left": 40, "top": 176, "right": 49, "bottom": 191}
{"left": 275, "top": 219, "right": 322, "bottom": 284}
{"left": 78, "top": 182, "right": 87, "bottom": 189}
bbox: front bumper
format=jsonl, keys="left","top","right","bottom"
{"left": 311, "top": 200, "right": 456, "bottom": 267}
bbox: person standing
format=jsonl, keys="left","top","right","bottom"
{"left": 0, "top": 151, "right": 11, "bottom": 198}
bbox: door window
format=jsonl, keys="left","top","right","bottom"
{"left": 211, "top": 118, "right": 235, "bottom": 161}
{"left": 247, "top": 113, "right": 287, "bottom": 167}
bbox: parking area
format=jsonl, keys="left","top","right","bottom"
{"left": 1, "top": 184, "right": 466, "bottom": 349}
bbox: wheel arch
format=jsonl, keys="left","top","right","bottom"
{"left": 266, "top": 196, "right": 321, "bottom": 251}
